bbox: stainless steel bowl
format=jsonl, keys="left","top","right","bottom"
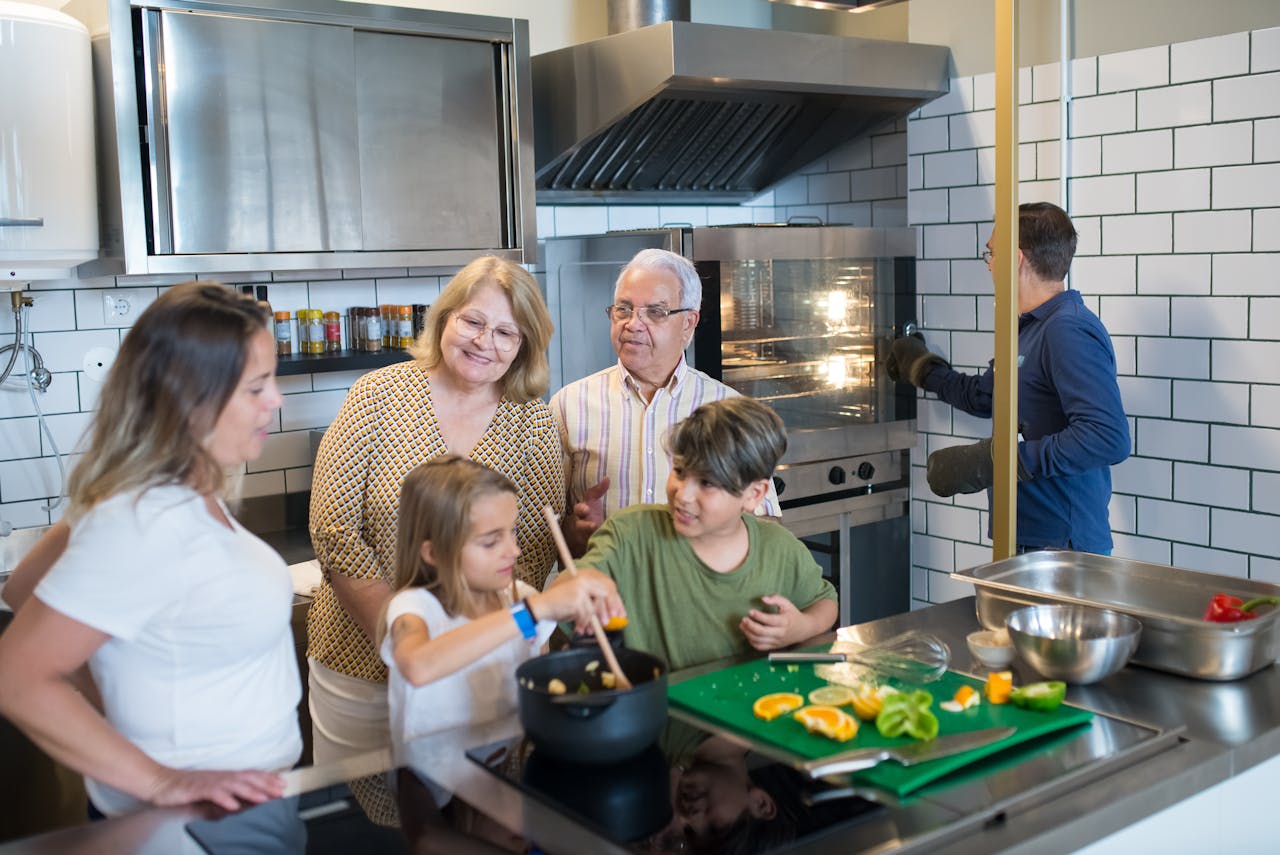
{"left": 1005, "top": 604, "right": 1142, "bottom": 685}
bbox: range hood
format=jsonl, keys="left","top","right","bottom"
{"left": 532, "top": 20, "right": 950, "bottom": 203}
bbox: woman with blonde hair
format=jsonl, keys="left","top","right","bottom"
{"left": 305, "top": 255, "right": 563, "bottom": 809}
{"left": 0, "top": 282, "right": 300, "bottom": 816}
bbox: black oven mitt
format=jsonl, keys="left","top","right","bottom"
{"left": 886, "top": 334, "right": 950, "bottom": 388}
{"left": 927, "top": 437, "right": 1030, "bottom": 496}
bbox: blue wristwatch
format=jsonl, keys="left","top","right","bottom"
{"left": 510, "top": 598, "right": 537, "bottom": 640}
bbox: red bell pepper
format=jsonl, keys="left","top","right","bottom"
{"left": 1203, "top": 593, "right": 1280, "bottom": 622}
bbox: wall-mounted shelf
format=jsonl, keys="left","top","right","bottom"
{"left": 276, "top": 349, "right": 414, "bottom": 376}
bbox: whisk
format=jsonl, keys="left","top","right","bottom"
{"left": 769, "top": 630, "right": 951, "bottom": 684}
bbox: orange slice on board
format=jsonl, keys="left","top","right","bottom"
{"left": 984, "top": 671, "right": 1013, "bottom": 704}
{"left": 793, "top": 705, "right": 859, "bottom": 742}
{"left": 850, "top": 684, "right": 897, "bottom": 721}
{"left": 752, "top": 692, "right": 805, "bottom": 721}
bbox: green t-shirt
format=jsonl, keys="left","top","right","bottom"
{"left": 579, "top": 505, "right": 838, "bottom": 671}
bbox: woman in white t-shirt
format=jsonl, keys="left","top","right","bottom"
{"left": 0, "top": 282, "right": 301, "bottom": 816}
{"left": 379, "top": 456, "right": 622, "bottom": 801}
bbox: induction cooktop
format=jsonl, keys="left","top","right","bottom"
{"left": 465, "top": 721, "right": 888, "bottom": 854}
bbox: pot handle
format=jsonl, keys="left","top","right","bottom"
{"left": 549, "top": 692, "right": 620, "bottom": 716}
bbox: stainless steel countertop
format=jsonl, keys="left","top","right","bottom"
{"left": 3, "top": 596, "right": 1277, "bottom": 854}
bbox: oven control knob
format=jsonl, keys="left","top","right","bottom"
{"left": 857, "top": 462, "right": 876, "bottom": 480}
{"left": 828, "top": 466, "right": 847, "bottom": 485}
{"left": 772, "top": 476, "right": 785, "bottom": 496}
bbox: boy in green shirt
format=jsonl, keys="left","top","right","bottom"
{"left": 576, "top": 397, "right": 838, "bottom": 671}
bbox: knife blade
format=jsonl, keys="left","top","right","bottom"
{"left": 768, "top": 651, "right": 847, "bottom": 663}
{"left": 800, "top": 726, "right": 1016, "bottom": 778}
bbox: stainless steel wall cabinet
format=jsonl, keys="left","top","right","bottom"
{"left": 87, "top": 0, "right": 535, "bottom": 275}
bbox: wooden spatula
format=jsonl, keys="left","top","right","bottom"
{"left": 542, "top": 506, "right": 632, "bottom": 691}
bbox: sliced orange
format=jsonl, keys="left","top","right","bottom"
{"left": 603, "top": 616, "right": 629, "bottom": 631}
{"left": 793, "top": 705, "right": 859, "bottom": 742}
{"left": 752, "top": 692, "right": 805, "bottom": 721}
{"left": 807, "top": 685, "right": 856, "bottom": 707}
{"left": 984, "top": 671, "right": 1013, "bottom": 705}
{"left": 953, "top": 685, "right": 980, "bottom": 708}
{"left": 850, "top": 684, "right": 897, "bottom": 721}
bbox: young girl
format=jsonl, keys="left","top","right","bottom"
{"left": 379, "top": 456, "right": 621, "bottom": 797}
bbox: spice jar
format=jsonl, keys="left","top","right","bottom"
{"left": 379, "top": 305, "right": 392, "bottom": 348}
{"left": 295, "top": 309, "right": 310, "bottom": 353}
{"left": 304, "top": 310, "right": 324, "bottom": 354}
{"left": 323, "top": 311, "right": 342, "bottom": 353}
{"left": 394, "top": 305, "right": 411, "bottom": 348}
{"left": 365, "top": 307, "right": 382, "bottom": 352}
{"left": 412, "top": 304, "right": 428, "bottom": 340}
{"left": 347, "top": 308, "right": 365, "bottom": 352}
{"left": 273, "top": 311, "right": 292, "bottom": 356}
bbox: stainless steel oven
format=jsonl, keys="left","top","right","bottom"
{"left": 544, "top": 225, "right": 917, "bottom": 625}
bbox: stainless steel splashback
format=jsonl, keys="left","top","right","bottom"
{"left": 87, "top": 0, "right": 535, "bottom": 276}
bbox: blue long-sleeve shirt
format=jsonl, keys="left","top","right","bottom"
{"left": 923, "top": 288, "right": 1130, "bottom": 553}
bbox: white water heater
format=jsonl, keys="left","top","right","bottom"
{"left": 0, "top": 1, "right": 97, "bottom": 284}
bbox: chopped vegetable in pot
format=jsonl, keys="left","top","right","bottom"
{"left": 1009, "top": 681, "right": 1066, "bottom": 712}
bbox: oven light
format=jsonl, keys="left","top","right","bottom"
{"left": 825, "top": 355, "right": 849, "bottom": 387}
{"left": 824, "top": 290, "right": 848, "bottom": 324}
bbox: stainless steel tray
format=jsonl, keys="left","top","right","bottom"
{"left": 951, "top": 551, "right": 1280, "bottom": 681}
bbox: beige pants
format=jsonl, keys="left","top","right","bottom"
{"left": 306, "top": 659, "right": 397, "bottom": 826}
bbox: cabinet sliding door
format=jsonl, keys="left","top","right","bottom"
{"left": 158, "top": 11, "right": 362, "bottom": 255}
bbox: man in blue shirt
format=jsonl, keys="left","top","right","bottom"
{"left": 887, "top": 202, "right": 1129, "bottom": 554}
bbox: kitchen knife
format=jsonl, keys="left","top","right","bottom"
{"left": 800, "top": 726, "right": 1016, "bottom": 778}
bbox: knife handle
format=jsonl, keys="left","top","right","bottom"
{"left": 768, "top": 652, "right": 847, "bottom": 664}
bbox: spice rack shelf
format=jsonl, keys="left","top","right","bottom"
{"left": 275, "top": 349, "right": 414, "bottom": 377}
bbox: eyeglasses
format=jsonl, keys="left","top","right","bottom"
{"left": 981, "top": 249, "right": 994, "bottom": 264}
{"left": 605, "top": 304, "right": 694, "bottom": 324}
{"left": 451, "top": 313, "right": 522, "bottom": 353}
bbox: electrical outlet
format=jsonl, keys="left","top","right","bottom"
{"left": 102, "top": 293, "right": 131, "bottom": 321}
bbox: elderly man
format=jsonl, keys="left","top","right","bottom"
{"left": 551, "top": 247, "right": 781, "bottom": 556}
{"left": 888, "top": 202, "right": 1129, "bottom": 554}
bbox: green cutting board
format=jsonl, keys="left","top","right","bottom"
{"left": 667, "top": 655, "right": 1093, "bottom": 797}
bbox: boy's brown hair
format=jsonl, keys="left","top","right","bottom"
{"left": 667, "top": 397, "right": 786, "bottom": 497}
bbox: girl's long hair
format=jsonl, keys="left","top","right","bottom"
{"left": 65, "top": 282, "right": 269, "bottom": 521}
{"left": 392, "top": 455, "right": 518, "bottom": 617}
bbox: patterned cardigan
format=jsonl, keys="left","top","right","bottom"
{"left": 305, "top": 360, "right": 563, "bottom": 683}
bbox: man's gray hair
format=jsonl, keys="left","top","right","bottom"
{"left": 616, "top": 248, "right": 703, "bottom": 310}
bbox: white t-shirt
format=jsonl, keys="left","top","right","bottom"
{"left": 35, "top": 485, "right": 302, "bottom": 816}
{"left": 379, "top": 582, "right": 553, "bottom": 796}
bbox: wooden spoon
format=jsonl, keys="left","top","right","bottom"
{"left": 541, "top": 506, "right": 633, "bottom": 691}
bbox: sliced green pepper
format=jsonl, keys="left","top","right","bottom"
{"left": 1009, "top": 681, "right": 1066, "bottom": 712}
{"left": 875, "top": 690, "right": 939, "bottom": 741}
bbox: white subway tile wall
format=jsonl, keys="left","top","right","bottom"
{"left": 898, "top": 24, "right": 1280, "bottom": 596}
{"left": 0, "top": 270, "right": 451, "bottom": 525}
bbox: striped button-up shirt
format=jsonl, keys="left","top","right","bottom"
{"left": 550, "top": 356, "right": 781, "bottom": 517}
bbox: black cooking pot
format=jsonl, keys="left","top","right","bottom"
{"left": 516, "top": 646, "right": 668, "bottom": 765}
{"left": 523, "top": 744, "right": 672, "bottom": 842}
